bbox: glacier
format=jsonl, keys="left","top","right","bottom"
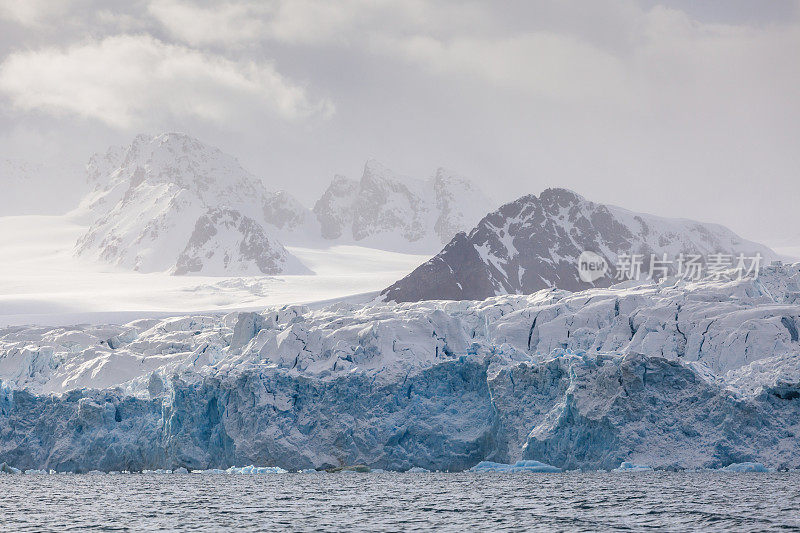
{"left": 1, "top": 263, "right": 799, "bottom": 473}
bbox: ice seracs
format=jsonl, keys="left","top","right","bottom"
{"left": 313, "top": 159, "right": 493, "bottom": 252}
{"left": 1, "top": 263, "right": 799, "bottom": 472}
{"left": 382, "top": 188, "right": 778, "bottom": 302}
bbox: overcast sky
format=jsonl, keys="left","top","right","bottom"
{"left": 1, "top": 0, "right": 798, "bottom": 244}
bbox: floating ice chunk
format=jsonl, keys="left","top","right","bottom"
{"left": 24, "top": 469, "right": 47, "bottom": 475}
{"left": 323, "top": 465, "right": 371, "bottom": 473}
{"left": 226, "top": 465, "right": 288, "bottom": 474}
{"left": 174, "top": 467, "right": 189, "bottom": 474}
{"left": 298, "top": 469, "right": 318, "bottom": 474}
{"left": 406, "top": 467, "right": 431, "bottom": 473}
{"left": 470, "top": 460, "right": 562, "bottom": 473}
{"left": 613, "top": 462, "right": 653, "bottom": 472}
{"left": 0, "top": 462, "right": 21, "bottom": 474}
{"left": 721, "top": 462, "right": 772, "bottom": 472}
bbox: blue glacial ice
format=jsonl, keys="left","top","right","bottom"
{"left": 471, "top": 460, "right": 562, "bottom": 473}
{"left": 1, "top": 264, "right": 800, "bottom": 473}
{"left": 0, "top": 461, "right": 21, "bottom": 474}
{"left": 720, "top": 462, "right": 773, "bottom": 473}
{"left": 613, "top": 462, "right": 653, "bottom": 472}
{"left": 225, "top": 465, "right": 288, "bottom": 474}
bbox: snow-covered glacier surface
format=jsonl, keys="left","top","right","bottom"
{"left": 1, "top": 264, "right": 799, "bottom": 472}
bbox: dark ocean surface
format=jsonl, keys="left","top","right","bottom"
{"left": 1, "top": 471, "right": 798, "bottom": 532}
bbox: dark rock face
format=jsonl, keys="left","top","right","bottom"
{"left": 382, "top": 188, "right": 775, "bottom": 303}
{"left": 380, "top": 232, "right": 498, "bottom": 302}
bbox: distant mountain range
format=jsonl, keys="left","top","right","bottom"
{"left": 72, "top": 133, "right": 491, "bottom": 275}
{"left": 65, "top": 133, "right": 780, "bottom": 285}
{"left": 313, "top": 160, "right": 492, "bottom": 252}
{"left": 382, "top": 188, "right": 778, "bottom": 302}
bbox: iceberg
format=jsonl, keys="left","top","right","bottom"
{"left": 471, "top": 461, "right": 562, "bottom": 473}
{"left": 324, "top": 465, "right": 371, "bottom": 473}
{"left": 613, "top": 462, "right": 653, "bottom": 472}
{"left": 226, "top": 465, "right": 288, "bottom": 474}
{"left": 0, "top": 462, "right": 21, "bottom": 474}
{"left": 721, "top": 462, "right": 773, "bottom": 473}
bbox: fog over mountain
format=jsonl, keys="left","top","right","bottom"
{"left": 0, "top": 1, "right": 798, "bottom": 247}
{"left": 73, "top": 133, "right": 310, "bottom": 275}
{"left": 313, "top": 160, "right": 492, "bottom": 252}
{"left": 71, "top": 132, "right": 492, "bottom": 275}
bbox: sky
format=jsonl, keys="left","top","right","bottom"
{"left": 0, "top": 0, "right": 798, "bottom": 245}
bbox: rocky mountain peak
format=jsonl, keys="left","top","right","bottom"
{"left": 382, "top": 188, "right": 777, "bottom": 303}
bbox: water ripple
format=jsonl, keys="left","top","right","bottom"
{"left": 1, "top": 472, "right": 798, "bottom": 532}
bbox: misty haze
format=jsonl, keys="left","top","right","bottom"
{"left": 1, "top": 1, "right": 799, "bottom": 532}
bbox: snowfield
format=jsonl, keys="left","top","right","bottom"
{"left": 0, "top": 214, "right": 428, "bottom": 326}
{"left": 1, "top": 263, "right": 799, "bottom": 472}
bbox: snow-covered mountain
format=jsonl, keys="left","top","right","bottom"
{"left": 173, "top": 208, "right": 310, "bottom": 276}
{"left": 382, "top": 188, "right": 778, "bottom": 302}
{"left": 72, "top": 136, "right": 494, "bottom": 272}
{"left": 1, "top": 263, "right": 799, "bottom": 472}
{"left": 74, "top": 133, "right": 312, "bottom": 275}
{"left": 313, "top": 160, "right": 493, "bottom": 252}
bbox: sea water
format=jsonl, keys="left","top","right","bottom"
{"left": 1, "top": 471, "right": 798, "bottom": 531}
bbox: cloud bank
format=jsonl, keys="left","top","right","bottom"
{"left": 0, "top": 0, "right": 798, "bottom": 244}
{"left": 0, "top": 34, "right": 334, "bottom": 128}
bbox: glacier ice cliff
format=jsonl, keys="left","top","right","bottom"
{"left": 1, "top": 264, "right": 799, "bottom": 472}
